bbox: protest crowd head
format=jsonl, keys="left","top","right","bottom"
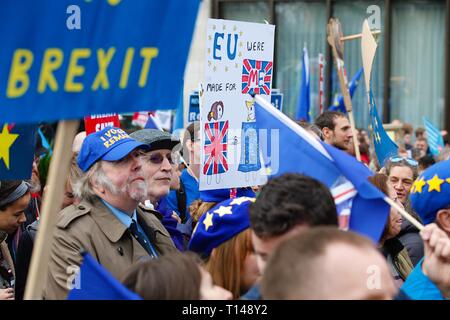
{"left": 261, "top": 227, "right": 398, "bottom": 300}
{"left": 74, "top": 127, "right": 149, "bottom": 212}
{"left": 314, "top": 111, "right": 353, "bottom": 153}
{"left": 130, "top": 129, "right": 180, "bottom": 204}
{"left": 249, "top": 173, "right": 337, "bottom": 273}
{"left": 189, "top": 197, "right": 258, "bottom": 298}
{"left": 121, "top": 252, "right": 232, "bottom": 300}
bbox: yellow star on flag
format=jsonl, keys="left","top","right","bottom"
{"left": 213, "top": 205, "right": 233, "bottom": 217}
{"left": 427, "top": 174, "right": 444, "bottom": 192}
{"left": 412, "top": 177, "right": 426, "bottom": 193}
{"left": 0, "top": 124, "right": 19, "bottom": 169}
{"left": 230, "top": 197, "right": 253, "bottom": 206}
{"left": 203, "top": 212, "right": 214, "bottom": 231}
{"left": 446, "top": 178, "right": 450, "bottom": 184}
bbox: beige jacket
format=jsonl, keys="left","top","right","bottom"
{"left": 0, "top": 232, "right": 15, "bottom": 289}
{"left": 42, "top": 197, "right": 176, "bottom": 299}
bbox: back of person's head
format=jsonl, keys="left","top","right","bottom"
{"left": 402, "top": 123, "right": 413, "bottom": 135}
{"left": 250, "top": 174, "right": 337, "bottom": 239}
{"left": 261, "top": 227, "right": 397, "bottom": 300}
{"left": 182, "top": 121, "right": 200, "bottom": 164}
{"left": 297, "top": 121, "right": 323, "bottom": 140}
{"left": 121, "top": 252, "right": 202, "bottom": 299}
{"left": 189, "top": 199, "right": 217, "bottom": 226}
{"left": 314, "top": 111, "right": 346, "bottom": 131}
{"left": 415, "top": 127, "right": 425, "bottom": 138}
{"left": 368, "top": 173, "right": 390, "bottom": 196}
{"left": 206, "top": 228, "right": 255, "bottom": 299}
{"left": 418, "top": 155, "right": 436, "bottom": 172}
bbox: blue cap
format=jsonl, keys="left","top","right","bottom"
{"left": 188, "top": 196, "right": 255, "bottom": 256}
{"left": 410, "top": 160, "right": 450, "bottom": 224}
{"left": 199, "top": 187, "right": 256, "bottom": 202}
{"left": 77, "top": 127, "right": 149, "bottom": 172}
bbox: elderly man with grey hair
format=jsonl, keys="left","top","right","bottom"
{"left": 130, "top": 129, "right": 185, "bottom": 250}
{"left": 42, "top": 127, "right": 176, "bottom": 300}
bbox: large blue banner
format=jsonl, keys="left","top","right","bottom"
{"left": 0, "top": 0, "right": 200, "bottom": 124}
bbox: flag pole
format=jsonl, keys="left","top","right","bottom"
{"left": 341, "top": 30, "right": 381, "bottom": 42}
{"left": 384, "top": 196, "right": 424, "bottom": 231}
{"left": 24, "top": 120, "right": 79, "bottom": 300}
{"left": 327, "top": 18, "right": 361, "bottom": 161}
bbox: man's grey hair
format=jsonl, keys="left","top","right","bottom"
{"left": 73, "top": 162, "right": 114, "bottom": 203}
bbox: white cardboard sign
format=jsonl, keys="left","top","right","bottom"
{"left": 200, "top": 19, "right": 274, "bottom": 190}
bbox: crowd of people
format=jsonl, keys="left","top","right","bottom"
{"left": 1, "top": 110, "right": 450, "bottom": 300}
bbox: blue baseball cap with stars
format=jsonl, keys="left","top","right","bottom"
{"left": 77, "top": 127, "right": 149, "bottom": 172}
{"left": 410, "top": 160, "right": 450, "bottom": 225}
{"left": 188, "top": 196, "right": 255, "bottom": 257}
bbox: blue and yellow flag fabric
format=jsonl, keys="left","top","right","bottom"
{"left": 0, "top": 123, "right": 37, "bottom": 179}
{"left": 254, "top": 96, "right": 390, "bottom": 242}
{"left": 369, "top": 90, "right": 398, "bottom": 166}
{"left": 423, "top": 117, "right": 444, "bottom": 156}
{"left": 68, "top": 253, "right": 142, "bottom": 300}
{"left": 0, "top": 0, "right": 200, "bottom": 124}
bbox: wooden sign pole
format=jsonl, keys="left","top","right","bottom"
{"left": 24, "top": 120, "right": 79, "bottom": 300}
{"left": 327, "top": 18, "right": 361, "bottom": 161}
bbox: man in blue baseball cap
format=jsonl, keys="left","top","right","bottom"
{"left": 402, "top": 160, "right": 450, "bottom": 299}
{"left": 42, "top": 127, "right": 176, "bottom": 299}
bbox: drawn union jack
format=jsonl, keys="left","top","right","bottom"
{"left": 241, "top": 59, "right": 273, "bottom": 95}
{"left": 203, "top": 121, "right": 229, "bottom": 175}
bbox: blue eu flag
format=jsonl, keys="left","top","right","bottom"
{"left": 329, "top": 67, "right": 363, "bottom": 113}
{"left": 369, "top": 90, "right": 398, "bottom": 166}
{"left": 0, "top": 123, "right": 37, "bottom": 179}
{"left": 423, "top": 117, "right": 444, "bottom": 156}
{"left": 296, "top": 46, "right": 310, "bottom": 122}
{"left": 67, "top": 253, "right": 142, "bottom": 300}
{"left": 255, "top": 96, "right": 389, "bottom": 242}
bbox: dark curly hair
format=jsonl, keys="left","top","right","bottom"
{"left": 250, "top": 174, "right": 338, "bottom": 238}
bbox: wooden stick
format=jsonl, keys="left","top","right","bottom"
{"left": 327, "top": 19, "right": 361, "bottom": 161}
{"left": 384, "top": 196, "right": 424, "bottom": 231}
{"left": 341, "top": 30, "right": 381, "bottom": 42}
{"left": 24, "top": 120, "right": 79, "bottom": 300}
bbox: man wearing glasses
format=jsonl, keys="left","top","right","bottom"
{"left": 42, "top": 127, "right": 176, "bottom": 299}
{"left": 130, "top": 129, "right": 186, "bottom": 250}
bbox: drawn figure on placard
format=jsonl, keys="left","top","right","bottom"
{"left": 203, "top": 121, "right": 229, "bottom": 184}
{"left": 245, "top": 99, "right": 256, "bottom": 122}
{"left": 238, "top": 100, "right": 261, "bottom": 178}
{"left": 207, "top": 101, "right": 224, "bottom": 121}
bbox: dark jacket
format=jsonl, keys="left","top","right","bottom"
{"left": 381, "top": 237, "right": 414, "bottom": 282}
{"left": 397, "top": 219, "right": 424, "bottom": 266}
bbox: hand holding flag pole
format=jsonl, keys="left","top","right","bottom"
{"left": 327, "top": 18, "right": 361, "bottom": 161}
{"left": 361, "top": 19, "right": 424, "bottom": 231}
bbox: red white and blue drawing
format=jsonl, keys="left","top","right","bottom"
{"left": 203, "top": 121, "right": 229, "bottom": 175}
{"left": 241, "top": 59, "right": 272, "bottom": 95}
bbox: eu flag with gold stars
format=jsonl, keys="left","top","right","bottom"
{"left": 0, "top": 123, "right": 37, "bottom": 179}
{"left": 369, "top": 90, "right": 398, "bottom": 166}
